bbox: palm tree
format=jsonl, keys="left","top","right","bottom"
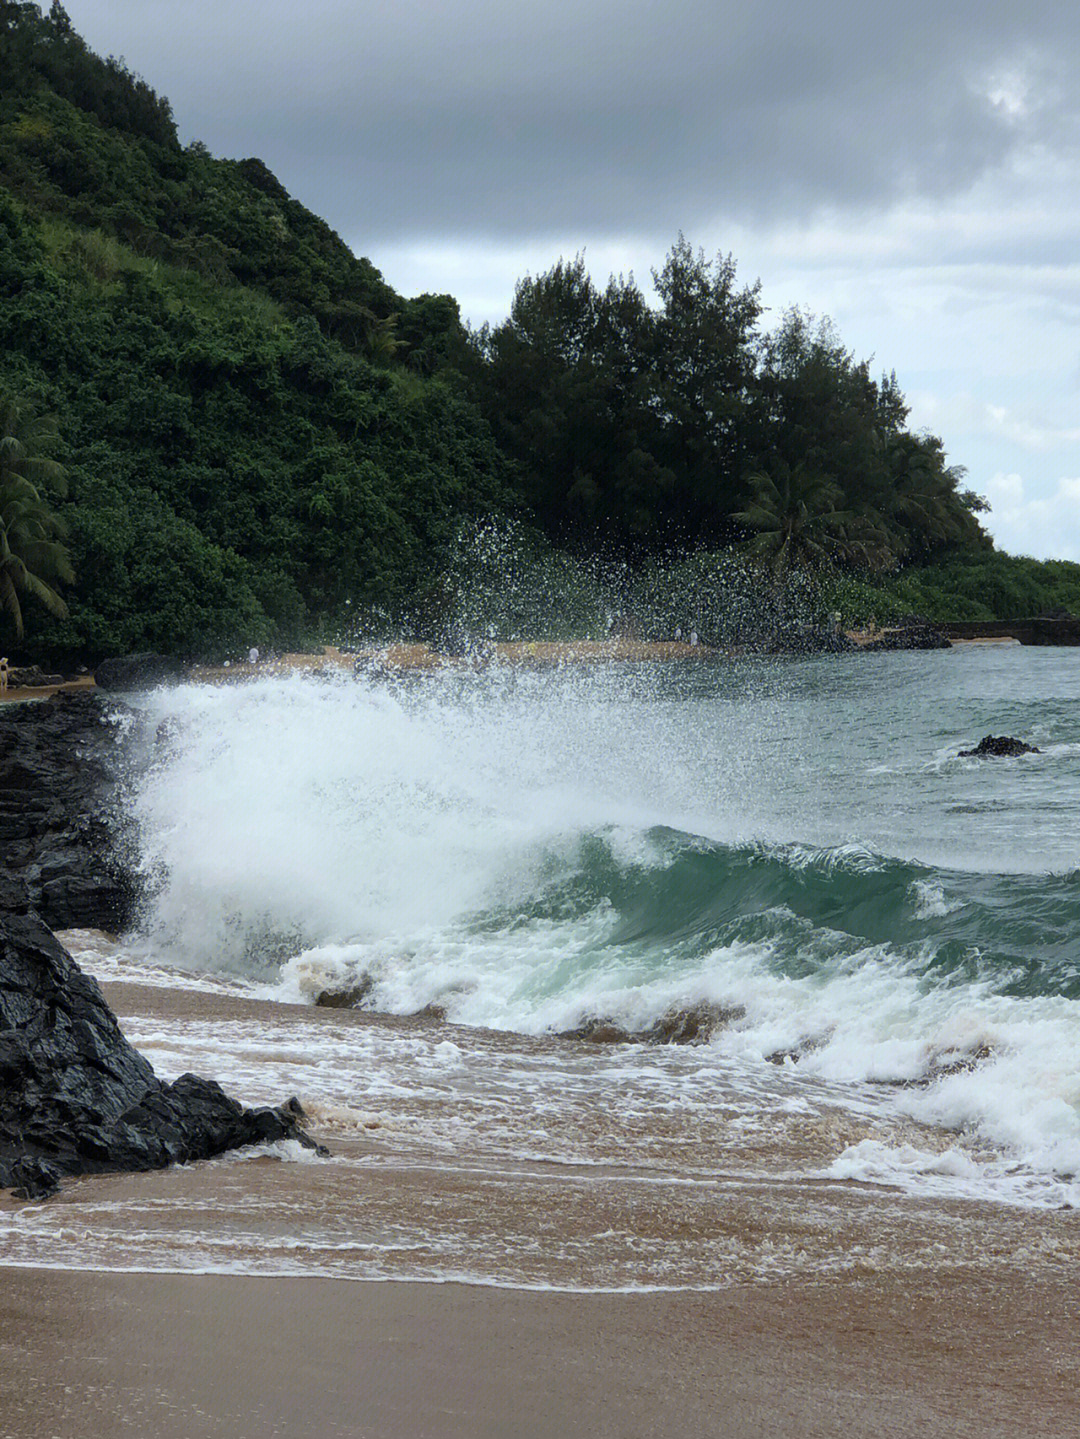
{"left": 0, "top": 391, "right": 74, "bottom": 640}
{"left": 734, "top": 460, "right": 849, "bottom": 572}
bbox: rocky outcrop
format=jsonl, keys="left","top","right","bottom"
{"left": 766, "top": 628, "right": 858, "bottom": 656}
{"left": 0, "top": 690, "right": 137, "bottom": 932}
{"left": 561, "top": 1002, "right": 745, "bottom": 1046}
{"left": 0, "top": 911, "right": 324, "bottom": 1198}
{"left": 94, "top": 653, "right": 190, "bottom": 691}
{"left": 958, "top": 735, "right": 1040, "bottom": 758}
{"left": 861, "top": 624, "right": 951, "bottom": 651}
{"left": 314, "top": 975, "right": 374, "bottom": 1009}
{"left": 4, "top": 664, "right": 66, "bottom": 688}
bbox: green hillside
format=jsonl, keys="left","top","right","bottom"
{"left": 0, "top": 1, "right": 501, "bottom": 661}
{"left": 3, "top": 2, "right": 1079, "bottom": 662}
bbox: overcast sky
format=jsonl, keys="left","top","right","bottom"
{"left": 65, "top": 0, "right": 1080, "bottom": 559}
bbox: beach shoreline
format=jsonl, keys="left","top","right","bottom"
{"left": 4, "top": 965, "right": 1080, "bottom": 1437}
{"left": 2, "top": 1262, "right": 1077, "bottom": 1439}
{"left": 0, "top": 631, "right": 1029, "bottom": 707}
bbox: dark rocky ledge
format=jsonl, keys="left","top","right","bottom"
{"left": 0, "top": 689, "right": 138, "bottom": 932}
{"left": 0, "top": 910, "right": 323, "bottom": 1199}
{"left": 1, "top": 692, "right": 325, "bottom": 1198}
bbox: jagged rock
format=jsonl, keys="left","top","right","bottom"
{"left": 314, "top": 975, "right": 375, "bottom": 1009}
{"left": 958, "top": 735, "right": 1039, "bottom": 758}
{"left": 862, "top": 625, "right": 951, "bottom": 651}
{"left": 560, "top": 1017, "right": 634, "bottom": 1044}
{"left": 644, "top": 1002, "right": 746, "bottom": 1044}
{"left": 766, "top": 1033, "right": 832, "bottom": 1065}
{"left": 901, "top": 1043, "right": 995, "bottom": 1089}
{"left": 561, "top": 1002, "right": 745, "bottom": 1046}
{"left": 94, "top": 653, "right": 190, "bottom": 691}
{"left": 411, "top": 1002, "right": 448, "bottom": 1023}
{"left": 5, "top": 665, "right": 65, "bottom": 688}
{"left": 767, "top": 628, "right": 858, "bottom": 656}
{"left": 0, "top": 691, "right": 138, "bottom": 931}
{"left": 0, "top": 912, "right": 325, "bottom": 1199}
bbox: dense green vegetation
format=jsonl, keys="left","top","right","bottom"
{"left": 1, "top": 3, "right": 1077, "bottom": 662}
{"left": 469, "top": 254, "right": 990, "bottom": 568}
{"left": 824, "top": 554, "right": 1080, "bottom": 627}
{"left": 0, "top": 2, "right": 503, "bottom": 661}
{"left": 0, "top": 389, "right": 73, "bottom": 637}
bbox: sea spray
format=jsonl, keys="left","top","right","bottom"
{"left": 120, "top": 645, "right": 1080, "bottom": 1200}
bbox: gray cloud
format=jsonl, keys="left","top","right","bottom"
{"left": 64, "top": 1, "right": 1080, "bottom": 244}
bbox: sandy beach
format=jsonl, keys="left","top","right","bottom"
{"left": 2, "top": 1262, "right": 1078, "bottom": 1439}
{"left": 0, "top": 633, "right": 1027, "bottom": 708}
{"left": 5, "top": 962, "right": 1080, "bottom": 1438}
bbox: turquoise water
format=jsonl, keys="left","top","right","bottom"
{"left": 123, "top": 643, "right": 1080, "bottom": 1197}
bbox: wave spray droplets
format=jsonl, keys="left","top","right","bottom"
{"left": 122, "top": 649, "right": 1080, "bottom": 1205}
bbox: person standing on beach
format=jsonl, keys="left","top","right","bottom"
{"left": 248, "top": 647, "right": 260, "bottom": 666}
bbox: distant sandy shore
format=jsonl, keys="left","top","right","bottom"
{"left": 1, "top": 1263, "right": 1077, "bottom": 1439}
{"left": 0, "top": 674, "right": 95, "bottom": 706}
{"left": 0, "top": 631, "right": 1024, "bottom": 706}
{"left": 203, "top": 637, "right": 718, "bottom": 680}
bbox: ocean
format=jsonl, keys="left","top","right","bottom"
{"left": 3, "top": 641, "right": 1079, "bottom": 1288}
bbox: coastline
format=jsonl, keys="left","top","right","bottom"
{"left": 0, "top": 632, "right": 1030, "bottom": 706}
{"left": 2, "top": 1263, "right": 1077, "bottom": 1439}
{"left": 4, "top": 649, "right": 1080, "bottom": 1437}
{"left": 4, "top": 968, "right": 1080, "bottom": 1437}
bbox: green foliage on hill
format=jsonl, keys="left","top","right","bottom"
{"left": 0, "top": 387, "right": 73, "bottom": 638}
{"left": 0, "top": 3, "right": 1032, "bottom": 663}
{"left": 0, "top": 3, "right": 503, "bottom": 661}
{"left": 822, "top": 554, "right": 1080, "bottom": 626}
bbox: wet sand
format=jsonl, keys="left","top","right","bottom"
{"left": 0, "top": 675, "right": 94, "bottom": 705}
{"left": 4, "top": 969, "right": 1080, "bottom": 1436}
{"left": 2, "top": 1264, "right": 1078, "bottom": 1439}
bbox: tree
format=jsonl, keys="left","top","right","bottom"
{"left": 648, "top": 237, "right": 763, "bottom": 540}
{"left": 734, "top": 461, "right": 849, "bottom": 572}
{"left": 0, "top": 391, "right": 74, "bottom": 639}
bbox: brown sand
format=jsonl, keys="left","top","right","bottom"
{"left": 249, "top": 639, "right": 717, "bottom": 676}
{"left": 1, "top": 1264, "right": 1078, "bottom": 1439}
{"left": 0, "top": 675, "right": 95, "bottom": 706}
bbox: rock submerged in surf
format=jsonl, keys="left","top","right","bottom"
{"left": 0, "top": 690, "right": 139, "bottom": 932}
{"left": 94, "top": 652, "right": 190, "bottom": 691}
{"left": 958, "top": 735, "right": 1040, "bottom": 758}
{"left": 561, "top": 1002, "right": 745, "bottom": 1046}
{"left": 0, "top": 911, "right": 326, "bottom": 1200}
{"left": 314, "top": 976, "right": 374, "bottom": 1009}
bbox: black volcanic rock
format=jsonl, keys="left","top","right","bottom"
{"left": 862, "top": 625, "right": 951, "bottom": 651}
{"left": 0, "top": 912, "right": 323, "bottom": 1199}
{"left": 560, "top": 1003, "right": 745, "bottom": 1046}
{"left": 94, "top": 653, "right": 190, "bottom": 691}
{"left": 0, "top": 690, "right": 137, "bottom": 931}
{"left": 959, "top": 735, "right": 1040, "bottom": 758}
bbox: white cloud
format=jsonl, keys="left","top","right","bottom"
{"left": 983, "top": 473, "right": 1080, "bottom": 559}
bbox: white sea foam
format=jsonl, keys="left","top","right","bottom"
{"left": 102, "top": 663, "right": 1080, "bottom": 1210}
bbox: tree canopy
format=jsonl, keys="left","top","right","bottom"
{"left": 469, "top": 252, "right": 989, "bottom": 570}
{"left": 0, "top": 388, "right": 73, "bottom": 638}
{"left": 0, "top": 3, "right": 1036, "bottom": 664}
